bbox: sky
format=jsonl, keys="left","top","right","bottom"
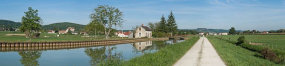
{"left": 0, "top": 0, "right": 285, "bottom": 31}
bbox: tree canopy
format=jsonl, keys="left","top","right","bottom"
{"left": 229, "top": 27, "right": 236, "bottom": 35}
{"left": 90, "top": 5, "right": 124, "bottom": 39}
{"left": 157, "top": 15, "right": 167, "bottom": 33}
{"left": 83, "top": 20, "right": 105, "bottom": 35}
{"left": 167, "top": 11, "right": 178, "bottom": 36}
{"left": 19, "top": 7, "right": 42, "bottom": 41}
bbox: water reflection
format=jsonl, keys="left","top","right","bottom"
{"left": 85, "top": 47, "right": 107, "bottom": 66}
{"left": 18, "top": 51, "right": 42, "bottom": 66}
{"left": 132, "top": 41, "right": 152, "bottom": 52}
{"left": 85, "top": 46, "right": 123, "bottom": 66}
{"left": 0, "top": 40, "right": 184, "bottom": 66}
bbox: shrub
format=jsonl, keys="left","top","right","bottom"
{"left": 260, "top": 48, "right": 280, "bottom": 63}
{"left": 237, "top": 36, "right": 245, "bottom": 45}
{"left": 32, "top": 33, "right": 40, "bottom": 38}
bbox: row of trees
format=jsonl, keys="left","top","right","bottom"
{"left": 148, "top": 11, "right": 178, "bottom": 37}
{"left": 19, "top": 5, "right": 123, "bottom": 41}
{"left": 229, "top": 27, "right": 285, "bottom": 35}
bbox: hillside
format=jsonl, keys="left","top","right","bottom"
{"left": 0, "top": 19, "right": 21, "bottom": 29}
{"left": 42, "top": 22, "right": 85, "bottom": 31}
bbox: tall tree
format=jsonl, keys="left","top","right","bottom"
{"left": 19, "top": 7, "right": 42, "bottom": 41}
{"left": 167, "top": 11, "right": 178, "bottom": 36}
{"left": 157, "top": 15, "right": 167, "bottom": 33}
{"left": 90, "top": 5, "right": 124, "bottom": 39}
{"left": 229, "top": 27, "right": 236, "bottom": 35}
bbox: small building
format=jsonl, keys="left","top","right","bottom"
{"left": 48, "top": 30, "right": 55, "bottom": 34}
{"left": 199, "top": 32, "right": 204, "bottom": 35}
{"left": 80, "top": 32, "right": 89, "bottom": 35}
{"left": 59, "top": 30, "right": 66, "bottom": 34}
{"left": 209, "top": 33, "right": 217, "bottom": 35}
{"left": 134, "top": 24, "right": 152, "bottom": 38}
{"left": 262, "top": 31, "right": 268, "bottom": 34}
{"left": 219, "top": 33, "right": 228, "bottom": 35}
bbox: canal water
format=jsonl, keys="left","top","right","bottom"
{"left": 0, "top": 40, "right": 184, "bottom": 66}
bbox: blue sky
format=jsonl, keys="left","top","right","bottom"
{"left": 0, "top": 0, "right": 285, "bottom": 31}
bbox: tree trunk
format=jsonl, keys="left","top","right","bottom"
{"left": 104, "top": 26, "right": 108, "bottom": 39}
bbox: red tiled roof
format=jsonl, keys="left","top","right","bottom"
{"left": 123, "top": 31, "right": 131, "bottom": 35}
{"left": 48, "top": 30, "right": 54, "bottom": 32}
{"left": 59, "top": 30, "right": 66, "bottom": 33}
{"left": 141, "top": 26, "right": 152, "bottom": 31}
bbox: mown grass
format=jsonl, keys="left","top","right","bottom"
{"left": 219, "top": 35, "right": 285, "bottom": 51}
{"left": 207, "top": 37, "right": 282, "bottom": 66}
{"left": 0, "top": 31, "right": 127, "bottom": 42}
{"left": 118, "top": 36, "right": 199, "bottom": 66}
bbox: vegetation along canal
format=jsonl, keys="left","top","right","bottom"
{"left": 0, "top": 39, "right": 184, "bottom": 66}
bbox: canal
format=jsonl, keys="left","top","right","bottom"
{"left": 0, "top": 39, "right": 184, "bottom": 66}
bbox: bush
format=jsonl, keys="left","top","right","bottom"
{"left": 237, "top": 36, "right": 245, "bottom": 45}
{"left": 261, "top": 48, "right": 280, "bottom": 63}
{"left": 32, "top": 33, "right": 40, "bottom": 38}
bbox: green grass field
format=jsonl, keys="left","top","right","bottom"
{"left": 0, "top": 31, "right": 124, "bottom": 42}
{"left": 216, "top": 35, "right": 285, "bottom": 51}
{"left": 207, "top": 37, "right": 281, "bottom": 66}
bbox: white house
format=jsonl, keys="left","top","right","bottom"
{"left": 219, "top": 33, "right": 228, "bottom": 35}
{"left": 199, "top": 32, "right": 204, "bottom": 35}
{"left": 48, "top": 30, "right": 55, "bottom": 34}
{"left": 135, "top": 24, "right": 152, "bottom": 38}
{"left": 59, "top": 27, "right": 76, "bottom": 34}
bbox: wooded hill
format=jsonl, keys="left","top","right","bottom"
{"left": 0, "top": 19, "right": 21, "bottom": 29}
{"left": 42, "top": 22, "right": 85, "bottom": 31}
{"left": 0, "top": 19, "right": 85, "bottom": 31}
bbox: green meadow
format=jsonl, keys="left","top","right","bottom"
{"left": 207, "top": 37, "right": 281, "bottom": 66}
{"left": 218, "top": 35, "right": 285, "bottom": 51}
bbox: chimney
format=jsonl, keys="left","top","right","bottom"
{"left": 141, "top": 24, "right": 143, "bottom": 26}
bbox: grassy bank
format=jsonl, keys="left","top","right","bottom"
{"left": 119, "top": 36, "right": 199, "bottom": 66}
{"left": 207, "top": 37, "right": 281, "bottom": 66}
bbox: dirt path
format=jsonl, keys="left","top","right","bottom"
{"left": 174, "top": 37, "right": 226, "bottom": 66}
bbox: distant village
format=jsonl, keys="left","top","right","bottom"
{"left": 46, "top": 24, "right": 153, "bottom": 38}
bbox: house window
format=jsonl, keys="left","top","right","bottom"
{"left": 139, "top": 28, "right": 141, "bottom": 31}
{"left": 139, "top": 33, "right": 141, "bottom": 37}
{"left": 139, "top": 42, "right": 141, "bottom": 45}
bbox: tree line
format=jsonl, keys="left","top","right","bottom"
{"left": 229, "top": 27, "right": 285, "bottom": 35}
{"left": 148, "top": 11, "right": 178, "bottom": 37}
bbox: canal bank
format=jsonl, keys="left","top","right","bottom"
{"left": 0, "top": 37, "right": 186, "bottom": 66}
{"left": 0, "top": 37, "right": 169, "bottom": 50}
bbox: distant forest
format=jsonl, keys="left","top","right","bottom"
{"left": 0, "top": 19, "right": 85, "bottom": 31}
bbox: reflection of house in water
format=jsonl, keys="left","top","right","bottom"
{"left": 132, "top": 41, "right": 152, "bottom": 52}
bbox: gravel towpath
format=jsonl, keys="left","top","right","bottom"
{"left": 173, "top": 37, "right": 226, "bottom": 66}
